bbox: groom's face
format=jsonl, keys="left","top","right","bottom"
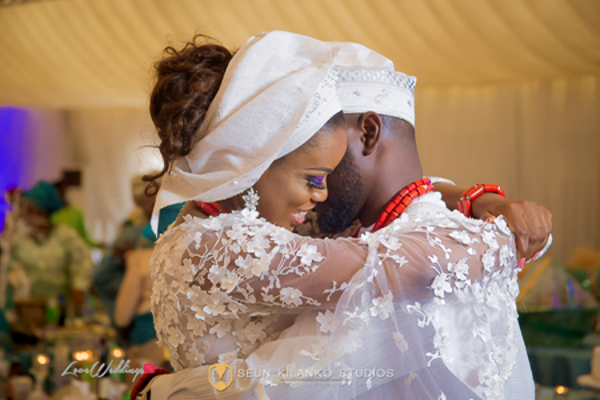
{"left": 316, "top": 147, "right": 364, "bottom": 234}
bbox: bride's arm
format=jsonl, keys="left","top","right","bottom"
{"left": 431, "top": 179, "right": 552, "bottom": 260}
{"left": 158, "top": 210, "right": 516, "bottom": 310}
{"left": 167, "top": 214, "right": 368, "bottom": 309}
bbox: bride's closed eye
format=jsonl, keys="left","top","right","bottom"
{"left": 307, "top": 175, "right": 326, "bottom": 190}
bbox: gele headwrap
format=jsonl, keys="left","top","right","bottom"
{"left": 23, "top": 181, "right": 63, "bottom": 215}
{"left": 152, "top": 31, "right": 342, "bottom": 232}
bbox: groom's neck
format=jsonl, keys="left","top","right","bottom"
{"left": 357, "top": 141, "right": 424, "bottom": 227}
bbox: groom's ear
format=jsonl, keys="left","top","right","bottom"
{"left": 358, "top": 112, "right": 383, "bottom": 156}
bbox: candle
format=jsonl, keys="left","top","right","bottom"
{"left": 109, "top": 348, "right": 125, "bottom": 381}
{"left": 30, "top": 354, "right": 50, "bottom": 399}
{"left": 72, "top": 350, "right": 94, "bottom": 362}
{"left": 111, "top": 348, "right": 124, "bottom": 359}
{"left": 32, "top": 353, "right": 50, "bottom": 379}
{"left": 554, "top": 385, "right": 569, "bottom": 400}
{"left": 73, "top": 351, "right": 91, "bottom": 362}
{"left": 35, "top": 354, "right": 49, "bottom": 367}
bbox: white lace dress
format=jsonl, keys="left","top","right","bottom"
{"left": 150, "top": 193, "right": 534, "bottom": 399}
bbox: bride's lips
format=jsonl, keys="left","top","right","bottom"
{"left": 290, "top": 210, "right": 308, "bottom": 226}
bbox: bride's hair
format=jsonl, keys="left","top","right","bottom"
{"left": 145, "top": 35, "right": 234, "bottom": 194}
{"left": 145, "top": 35, "right": 346, "bottom": 195}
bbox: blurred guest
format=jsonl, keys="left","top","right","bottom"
{"left": 50, "top": 174, "right": 97, "bottom": 247}
{"left": 91, "top": 175, "right": 154, "bottom": 327}
{"left": 9, "top": 181, "right": 92, "bottom": 305}
{"left": 115, "top": 248, "right": 163, "bottom": 376}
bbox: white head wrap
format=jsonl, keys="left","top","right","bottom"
{"left": 153, "top": 31, "right": 342, "bottom": 231}
{"left": 330, "top": 42, "right": 417, "bottom": 127}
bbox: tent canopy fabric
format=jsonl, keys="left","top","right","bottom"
{"left": 0, "top": 0, "right": 599, "bottom": 108}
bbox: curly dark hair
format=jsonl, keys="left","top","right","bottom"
{"left": 144, "top": 35, "right": 234, "bottom": 195}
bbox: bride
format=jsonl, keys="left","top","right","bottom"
{"left": 141, "top": 31, "right": 550, "bottom": 399}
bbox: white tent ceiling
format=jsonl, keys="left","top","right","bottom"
{"left": 1, "top": 0, "right": 599, "bottom": 108}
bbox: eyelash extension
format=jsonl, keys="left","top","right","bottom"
{"left": 307, "top": 175, "right": 326, "bottom": 189}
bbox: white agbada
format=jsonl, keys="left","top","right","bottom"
{"left": 148, "top": 32, "right": 535, "bottom": 400}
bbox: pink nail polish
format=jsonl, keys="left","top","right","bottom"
{"left": 533, "top": 252, "right": 540, "bottom": 260}
{"left": 516, "top": 258, "right": 526, "bottom": 270}
{"left": 486, "top": 217, "right": 494, "bottom": 223}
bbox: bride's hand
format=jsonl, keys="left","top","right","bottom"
{"left": 473, "top": 194, "right": 552, "bottom": 261}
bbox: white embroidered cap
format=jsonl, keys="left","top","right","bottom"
{"left": 331, "top": 41, "right": 417, "bottom": 127}
{"left": 152, "top": 31, "right": 342, "bottom": 231}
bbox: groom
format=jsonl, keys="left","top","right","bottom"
{"left": 299, "top": 51, "right": 546, "bottom": 398}
{"left": 313, "top": 43, "right": 551, "bottom": 260}
{"left": 315, "top": 112, "right": 551, "bottom": 261}
{"left": 285, "top": 46, "right": 547, "bottom": 398}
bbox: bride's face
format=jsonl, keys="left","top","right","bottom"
{"left": 254, "top": 127, "right": 348, "bottom": 230}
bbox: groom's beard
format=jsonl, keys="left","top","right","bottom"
{"left": 317, "top": 149, "right": 363, "bottom": 234}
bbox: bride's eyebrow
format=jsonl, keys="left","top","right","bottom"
{"left": 305, "top": 167, "right": 333, "bottom": 174}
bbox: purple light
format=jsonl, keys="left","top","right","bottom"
{"left": 0, "top": 107, "right": 30, "bottom": 232}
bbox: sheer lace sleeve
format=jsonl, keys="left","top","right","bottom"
{"left": 178, "top": 214, "right": 369, "bottom": 309}
{"left": 151, "top": 208, "right": 369, "bottom": 369}
{"left": 154, "top": 202, "right": 514, "bottom": 311}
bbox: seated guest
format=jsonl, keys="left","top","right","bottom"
{"left": 92, "top": 175, "right": 155, "bottom": 326}
{"left": 92, "top": 174, "right": 183, "bottom": 327}
{"left": 50, "top": 173, "right": 97, "bottom": 247}
{"left": 9, "top": 181, "right": 92, "bottom": 306}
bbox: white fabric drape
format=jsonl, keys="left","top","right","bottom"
{"left": 416, "top": 75, "right": 600, "bottom": 263}
{"left": 65, "top": 108, "right": 161, "bottom": 242}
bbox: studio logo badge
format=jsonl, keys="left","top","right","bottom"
{"left": 208, "top": 363, "right": 233, "bottom": 391}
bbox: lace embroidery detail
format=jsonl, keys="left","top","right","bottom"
{"left": 334, "top": 67, "right": 416, "bottom": 94}
{"left": 150, "top": 194, "right": 524, "bottom": 399}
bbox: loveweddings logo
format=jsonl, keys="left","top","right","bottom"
{"left": 62, "top": 359, "right": 154, "bottom": 381}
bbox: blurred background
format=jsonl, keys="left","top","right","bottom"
{"left": 0, "top": 1, "right": 599, "bottom": 399}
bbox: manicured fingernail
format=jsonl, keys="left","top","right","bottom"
{"left": 486, "top": 217, "right": 495, "bottom": 223}
{"left": 532, "top": 252, "right": 540, "bottom": 260}
{"left": 516, "top": 258, "right": 526, "bottom": 270}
